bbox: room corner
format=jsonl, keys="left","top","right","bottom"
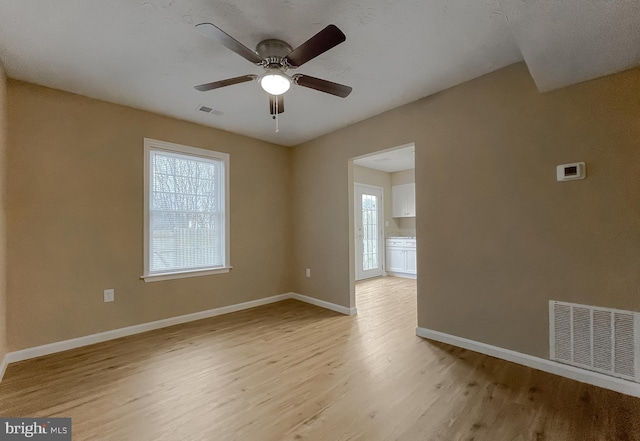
{"left": 0, "top": 59, "right": 8, "bottom": 380}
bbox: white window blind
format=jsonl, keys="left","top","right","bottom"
{"left": 143, "top": 139, "right": 229, "bottom": 281}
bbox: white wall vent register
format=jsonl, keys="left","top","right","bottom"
{"left": 550, "top": 301, "right": 640, "bottom": 382}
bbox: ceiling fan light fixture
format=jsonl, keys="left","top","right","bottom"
{"left": 260, "top": 71, "right": 291, "bottom": 95}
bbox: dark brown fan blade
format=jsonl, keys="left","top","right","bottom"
{"left": 292, "top": 74, "right": 352, "bottom": 98}
{"left": 269, "top": 95, "right": 284, "bottom": 115}
{"left": 194, "top": 75, "right": 256, "bottom": 91}
{"left": 196, "top": 23, "right": 263, "bottom": 65}
{"left": 284, "top": 25, "right": 346, "bottom": 67}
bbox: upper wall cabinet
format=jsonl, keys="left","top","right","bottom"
{"left": 392, "top": 183, "right": 415, "bottom": 218}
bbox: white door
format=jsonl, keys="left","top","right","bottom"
{"left": 355, "top": 184, "right": 384, "bottom": 280}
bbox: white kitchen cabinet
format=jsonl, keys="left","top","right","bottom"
{"left": 392, "top": 184, "right": 415, "bottom": 218}
{"left": 406, "top": 248, "right": 417, "bottom": 273}
{"left": 386, "top": 238, "right": 417, "bottom": 278}
{"left": 387, "top": 247, "right": 406, "bottom": 273}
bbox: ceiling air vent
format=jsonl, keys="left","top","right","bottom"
{"left": 196, "top": 105, "right": 223, "bottom": 116}
{"left": 550, "top": 301, "right": 639, "bottom": 382}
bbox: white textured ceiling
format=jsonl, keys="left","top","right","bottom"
{"left": 354, "top": 144, "right": 415, "bottom": 173}
{"left": 0, "top": 1, "right": 637, "bottom": 146}
{"left": 501, "top": 0, "right": 640, "bottom": 92}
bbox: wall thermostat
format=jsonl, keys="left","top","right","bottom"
{"left": 557, "top": 162, "right": 585, "bottom": 181}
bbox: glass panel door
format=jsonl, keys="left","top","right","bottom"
{"left": 361, "top": 193, "right": 379, "bottom": 271}
{"left": 355, "top": 185, "right": 384, "bottom": 280}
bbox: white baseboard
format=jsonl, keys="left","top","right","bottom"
{"left": 386, "top": 272, "right": 417, "bottom": 280}
{"left": 290, "top": 292, "right": 357, "bottom": 316}
{"left": 416, "top": 327, "right": 640, "bottom": 399}
{"left": 0, "top": 354, "right": 8, "bottom": 381}
{"left": 0, "top": 292, "right": 354, "bottom": 383}
{"left": 4, "top": 294, "right": 291, "bottom": 366}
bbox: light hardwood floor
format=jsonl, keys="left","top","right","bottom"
{"left": 1, "top": 277, "right": 639, "bottom": 440}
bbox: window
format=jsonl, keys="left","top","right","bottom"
{"left": 143, "top": 138, "right": 230, "bottom": 282}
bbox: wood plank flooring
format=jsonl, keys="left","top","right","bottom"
{"left": 0, "top": 276, "right": 639, "bottom": 440}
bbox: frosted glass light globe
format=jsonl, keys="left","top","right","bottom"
{"left": 260, "top": 72, "right": 291, "bottom": 95}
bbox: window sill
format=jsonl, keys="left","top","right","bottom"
{"left": 141, "top": 267, "right": 232, "bottom": 283}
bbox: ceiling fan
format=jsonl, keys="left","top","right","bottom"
{"left": 194, "top": 23, "right": 352, "bottom": 117}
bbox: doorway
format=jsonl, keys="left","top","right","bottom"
{"left": 348, "top": 143, "right": 416, "bottom": 311}
{"left": 354, "top": 184, "right": 384, "bottom": 281}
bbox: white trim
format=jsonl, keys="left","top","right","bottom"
{"left": 549, "top": 301, "right": 556, "bottom": 360}
{"left": 416, "top": 327, "right": 640, "bottom": 398}
{"left": 351, "top": 142, "right": 415, "bottom": 161}
{"left": 143, "top": 138, "right": 231, "bottom": 280}
{"left": 142, "top": 266, "right": 231, "bottom": 282}
{"left": 0, "top": 354, "right": 8, "bottom": 381}
{"left": 353, "top": 182, "right": 384, "bottom": 191}
{"left": 636, "top": 313, "right": 640, "bottom": 381}
{"left": 4, "top": 294, "right": 290, "bottom": 366}
{"left": 290, "top": 292, "right": 357, "bottom": 316}
{"left": 0, "top": 292, "right": 354, "bottom": 383}
{"left": 386, "top": 271, "right": 417, "bottom": 279}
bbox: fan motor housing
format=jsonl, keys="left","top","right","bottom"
{"left": 256, "top": 39, "right": 292, "bottom": 68}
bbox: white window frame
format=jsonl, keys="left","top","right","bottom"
{"left": 142, "top": 138, "right": 230, "bottom": 282}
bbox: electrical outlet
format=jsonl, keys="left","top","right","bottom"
{"left": 306, "top": 268, "right": 311, "bottom": 277}
{"left": 104, "top": 289, "right": 114, "bottom": 302}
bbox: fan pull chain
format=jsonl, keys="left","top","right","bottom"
{"left": 275, "top": 97, "right": 279, "bottom": 133}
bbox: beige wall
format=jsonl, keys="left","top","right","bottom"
{"left": 292, "top": 62, "right": 640, "bottom": 359}
{"left": 5, "top": 62, "right": 640, "bottom": 362}
{"left": 390, "top": 169, "right": 414, "bottom": 186}
{"left": 396, "top": 217, "right": 416, "bottom": 236}
{"left": 6, "top": 80, "right": 293, "bottom": 351}
{"left": 0, "top": 63, "right": 7, "bottom": 363}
